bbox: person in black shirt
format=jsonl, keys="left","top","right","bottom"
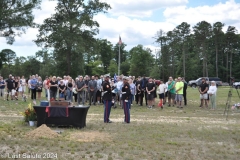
{"left": 66, "top": 78, "right": 73, "bottom": 103}
{"left": 198, "top": 78, "right": 209, "bottom": 108}
{"left": 49, "top": 76, "right": 58, "bottom": 100}
{"left": 58, "top": 80, "right": 66, "bottom": 101}
{"left": 146, "top": 77, "right": 155, "bottom": 109}
{"left": 122, "top": 77, "right": 131, "bottom": 123}
{"left": 102, "top": 76, "right": 112, "bottom": 123}
{"left": 6, "top": 74, "right": 15, "bottom": 101}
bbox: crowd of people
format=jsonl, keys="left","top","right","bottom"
{"left": 0, "top": 74, "right": 218, "bottom": 123}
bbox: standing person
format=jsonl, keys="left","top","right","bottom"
{"left": 175, "top": 77, "right": 184, "bottom": 108}
{"left": 19, "top": 76, "right": 26, "bottom": 100}
{"left": 164, "top": 81, "right": 168, "bottom": 105}
{"left": 146, "top": 77, "right": 155, "bottom": 109}
{"left": 182, "top": 77, "right": 188, "bottom": 106}
{"left": 158, "top": 80, "right": 166, "bottom": 109}
{"left": 46, "top": 76, "right": 51, "bottom": 101}
{"left": 132, "top": 76, "right": 138, "bottom": 104}
{"left": 36, "top": 76, "right": 43, "bottom": 101}
{"left": 122, "top": 77, "right": 131, "bottom": 123}
{"left": 76, "top": 76, "right": 86, "bottom": 106}
{"left": 198, "top": 78, "right": 209, "bottom": 108}
{"left": 167, "top": 76, "right": 176, "bottom": 107}
{"left": 96, "top": 75, "right": 102, "bottom": 105}
{"left": 73, "top": 78, "right": 78, "bottom": 104}
{"left": 30, "top": 75, "right": 37, "bottom": 104}
{"left": 6, "top": 74, "right": 15, "bottom": 101}
{"left": 153, "top": 79, "right": 158, "bottom": 107}
{"left": 102, "top": 76, "right": 113, "bottom": 123}
{"left": 129, "top": 78, "right": 136, "bottom": 106}
{"left": 0, "top": 76, "right": 5, "bottom": 100}
{"left": 58, "top": 80, "right": 66, "bottom": 101}
{"left": 49, "top": 76, "right": 58, "bottom": 100}
{"left": 27, "top": 75, "right": 32, "bottom": 96}
{"left": 14, "top": 76, "right": 20, "bottom": 100}
{"left": 208, "top": 81, "right": 217, "bottom": 110}
{"left": 137, "top": 77, "right": 144, "bottom": 106}
{"left": 141, "top": 75, "right": 148, "bottom": 106}
{"left": 66, "top": 78, "right": 73, "bottom": 103}
{"left": 84, "top": 75, "right": 90, "bottom": 103}
{"left": 88, "top": 75, "right": 97, "bottom": 106}
{"left": 116, "top": 76, "right": 123, "bottom": 106}
{"left": 43, "top": 76, "right": 49, "bottom": 99}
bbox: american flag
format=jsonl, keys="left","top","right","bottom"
{"left": 118, "top": 36, "right": 122, "bottom": 45}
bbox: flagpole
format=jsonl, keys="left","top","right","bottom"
{"left": 118, "top": 42, "right": 120, "bottom": 76}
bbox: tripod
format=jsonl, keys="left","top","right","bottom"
{"left": 224, "top": 82, "right": 240, "bottom": 120}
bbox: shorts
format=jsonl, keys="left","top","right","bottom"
{"left": 168, "top": 92, "right": 175, "bottom": 100}
{"left": 175, "top": 94, "right": 182, "bottom": 101}
{"left": 7, "top": 89, "right": 13, "bottom": 94}
{"left": 147, "top": 93, "right": 154, "bottom": 100}
{"left": 159, "top": 93, "right": 165, "bottom": 99}
{"left": 19, "top": 86, "right": 26, "bottom": 92}
{"left": 200, "top": 93, "right": 208, "bottom": 99}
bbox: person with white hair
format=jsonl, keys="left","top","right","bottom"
{"left": 207, "top": 81, "right": 217, "bottom": 110}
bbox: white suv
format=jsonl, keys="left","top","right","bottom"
{"left": 233, "top": 81, "right": 240, "bottom": 89}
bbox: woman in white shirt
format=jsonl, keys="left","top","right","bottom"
{"left": 207, "top": 81, "right": 217, "bottom": 110}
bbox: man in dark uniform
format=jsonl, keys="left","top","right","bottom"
{"left": 102, "top": 76, "right": 112, "bottom": 123}
{"left": 122, "top": 77, "right": 131, "bottom": 123}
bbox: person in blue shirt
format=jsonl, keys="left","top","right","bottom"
{"left": 30, "top": 75, "right": 38, "bottom": 104}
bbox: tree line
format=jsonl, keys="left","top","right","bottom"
{"left": 0, "top": 1, "right": 240, "bottom": 82}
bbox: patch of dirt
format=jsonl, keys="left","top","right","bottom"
{"left": 26, "top": 124, "right": 59, "bottom": 139}
{"left": 69, "top": 131, "right": 112, "bottom": 142}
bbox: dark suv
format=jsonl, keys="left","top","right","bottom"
{"left": 188, "top": 77, "right": 222, "bottom": 87}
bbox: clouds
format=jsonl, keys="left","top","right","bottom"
{"left": 164, "top": 0, "right": 240, "bottom": 31}
{"left": 1, "top": 0, "right": 240, "bottom": 58}
{"left": 103, "top": 0, "right": 188, "bottom": 17}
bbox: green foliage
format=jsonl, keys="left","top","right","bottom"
{"left": 0, "top": 0, "right": 41, "bottom": 44}
{"left": 129, "top": 45, "right": 154, "bottom": 77}
{"left": 108, "top": 60, "right": 118, "bottom": 76}
{"left": 86, "top": 60, "right": 104, "bottom": 76}
{"left": 34, "top": 0, "right": 111, "bottom": 75}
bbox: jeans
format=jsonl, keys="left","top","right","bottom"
{"left": 67, "top": 89, "right": 73, "bottom": 102}
{"left": 77, "top": 91, "right": 85, "bottom": 105}
{"left": 59, "top": 92, "right": 65, "bottom": 98}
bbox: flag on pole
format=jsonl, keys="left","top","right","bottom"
{"left": 118, "top": 36, "right": 122, "bottom": 45}
{"left": 114, "top": 73, "right": 117, "bottom": 83}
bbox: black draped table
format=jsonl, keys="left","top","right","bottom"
{"left": 34, "top": 106, "right": 90, "bottom": 128}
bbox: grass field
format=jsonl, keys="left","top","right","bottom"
{"left": 0, "top": 86, "right": 240, "bottom": 160}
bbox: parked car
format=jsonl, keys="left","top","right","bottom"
{"left": 233, "top": 81, "right": 240, "bottom": 89}
{"left": 188, "top": 77, "right": 222, "bottom": 88}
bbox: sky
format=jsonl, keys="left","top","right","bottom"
{"left": 1, "top": 0, "right": 240, "bottom": 57}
